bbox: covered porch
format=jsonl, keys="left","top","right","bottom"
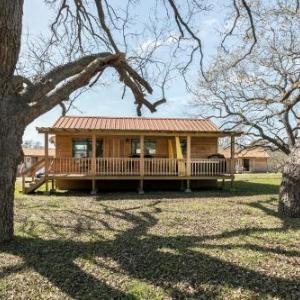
{"left": 21, "top": 116, "right": 240, "bottom": 194}
{"left": 42, "top": 132, "right": 237, "bottom": 193}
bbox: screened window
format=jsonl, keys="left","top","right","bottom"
{"left": 131, "top": 139, "right": 157, "bottom": 156}
{"left": 72, "top": 139, "right": 103, "bottom": 158}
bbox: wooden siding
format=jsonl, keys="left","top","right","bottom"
{"left": 191, "top": 137, "right": 217, "bottom": 158}
{"left": 55, "top": 134, "right": 218, "bottom": 159}
{"left": 235, "top": 157, "right": 268, "bottom": 173}
{"left": 251, "top": 158, "right": 268, "bottom": 172}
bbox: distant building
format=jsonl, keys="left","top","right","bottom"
{"left": 220, "top": 147, "right": 270, "bottom": 173}
{"left": 18, "top": 148, "right": 55, "bottom": 175}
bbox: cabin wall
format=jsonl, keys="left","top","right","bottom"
{"left": 235, "top": 157, "right": 268, "bottom": 173}
{"left": 191, "top": 137, "right": 218, "bottom": 158}
{"left": 55, "top": 135, "right": 73, "bottom": 157}
{"left": 55, "top": 134, "right": 218, "bottom": 159}
{"left": 251, "top": 158, "right": 268, "bottom": 172}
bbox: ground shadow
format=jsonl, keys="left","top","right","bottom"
{"left": 1, "top": 199, "right": 300, "bottom": 299}
{"left": 25, "top": 177, "right": 280, "bottom": 200}
{"left": 93, "top": 180, "right": 279, "bottom": 201}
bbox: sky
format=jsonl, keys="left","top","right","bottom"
{"left": 22, "top": 0, "right": 222, "bottom": 144}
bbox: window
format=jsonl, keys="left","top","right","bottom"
{"left": 72, "top": 139, "right": 103, "bottom": 158}
{"left": 145, "top": 140, "right": 157, "bottom": 155}
{"left": 131, "top": 139, "right": 157, "bottom": 156}
{"left": 131, "top": 139, "right": 140, "bottom": 155}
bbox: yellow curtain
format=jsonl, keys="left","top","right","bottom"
{"left": 168, "top": 139, "right": 174, "bottom": 158}
{"left": 175, "top": 136, "right": 185, "bottom": 175}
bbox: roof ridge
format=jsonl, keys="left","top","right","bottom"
{"left": 56, "top": 115, "right": 210, "bottom": 122}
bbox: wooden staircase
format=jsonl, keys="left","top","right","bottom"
{"left": 21, "top": 158, "right": 47, "bottom": 194}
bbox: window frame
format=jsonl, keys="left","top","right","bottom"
{"left": 72, "top": 138, "right": 103, "bottom": 158}
{"left": 131, "top": 139, "right": 157, "bottom": 156}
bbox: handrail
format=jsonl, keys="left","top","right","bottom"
{"left": 21, "top": 158, "right": 45, "bottom": 176}
{"left": 21, "top": 158, "right": 46, "bottom": 193}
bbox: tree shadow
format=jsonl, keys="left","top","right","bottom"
{"left": 247, "top": 197, "right": 300, "bottom": 230}
{"left": 91, "top": 181, "right": 280, "bottom": 202}
{"left": 1, "top": 199, "right": 299, "bottom": 299}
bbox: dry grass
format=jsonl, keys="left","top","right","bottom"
{"left": 1, "top": 174, "right": 299, "bottom": 299}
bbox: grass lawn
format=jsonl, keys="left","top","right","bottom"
{"left": 1, "top": 173, "right": 299, "bottom": 299}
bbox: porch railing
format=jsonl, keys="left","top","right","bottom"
{"left": 191, "top": 159, "right": 227, "bottom": 176}
{"left": 50, "top": 157, "right": 228, "bottom": 176}
{"left": 144, "top": 158, "right": 178, "bottom": 176}
{"left": 96, "top": 158, "right": 140, "bottom": 175}
{"left": 53, "top": 157, "right": 93, "bottom": 174}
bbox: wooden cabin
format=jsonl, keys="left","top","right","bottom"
{"left": 221, "top": 147, "right": 270, "bottom": 173}
{"left": 22, "top": 116, "right": 239, "bottom": 194}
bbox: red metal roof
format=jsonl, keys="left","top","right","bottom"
{"left": 52, "top": 116, "right": 221, "bottom": 132}
{"left": 23, "top": 148, "right": 55, "bottom": 157}
{"left": 220, "top": 147, "right": 270, "bottom": 158}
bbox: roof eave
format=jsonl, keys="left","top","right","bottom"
{"left": 36, "top": 127, "right": 242, "bottom": 136}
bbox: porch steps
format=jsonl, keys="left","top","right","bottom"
{"left": 21, "top": 158, "right": 48, "bottom": 194}
{"left": 24, "top": 177, "right": 45, "bottom": 194}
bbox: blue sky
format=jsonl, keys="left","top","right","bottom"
{"left": 22, "top": 1, "right": 222, "bottom": 143}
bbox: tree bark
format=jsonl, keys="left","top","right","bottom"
{"left": 0, "top": 0, "right": 23, "bottom": 82}
{"left": 0, "top": 113, "right": 24, "bottom": 243}
{"left": 278, "top": 141, "right": 300, "bottom": 217}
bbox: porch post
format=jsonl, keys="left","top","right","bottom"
{"left": 92, "top": 133, "right": 96, "bottom": 174}
{"left": 186, "top": 135, "right": 191, "bottom": 176}
{"left": 230, "top": 135, "right": 235, "bottom": 187}
{"left": 91, "top": 133, "right": 97, "bottom": 194}
{"left": 140, "top": 135, "right": 144, "bottom": 176}
{"left": 44, "top": 132, "right": 49, "bottom": 192}
{"left": 139, "top": 135, "right": 144, "bottom": 194}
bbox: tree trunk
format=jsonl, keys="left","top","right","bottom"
{"left": 0, "top": 116, "right": 24, "bottom": 243}
{"left": 278, "top": 141, "right": 300, "bottom": 217}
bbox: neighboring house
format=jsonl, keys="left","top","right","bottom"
{"left": 221, "top": 147, "right": 270, "bottom": 173}
{"left": 21, "top": 116, "right": 240, "bottom": 194}
{"left": 18, "top": 148, "right": 55, "bottom": 175}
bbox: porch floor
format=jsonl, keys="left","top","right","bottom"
{"left": 49, "top": 174, "right": 233, "bottom": 180}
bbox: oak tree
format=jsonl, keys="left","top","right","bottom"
{"left": 195, "top": 0, "right": 300, "bottom": 217}
{"left": 0, "top": 0, "right": 257, "bottom": 242}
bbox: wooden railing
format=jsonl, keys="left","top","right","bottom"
{"left": 144, "top": 158, "right": 178, "bottom": 176}
{"left": 20, "top": 158, "right": 46, "bottom": 192}
{"left": 191, "top": 159, "right": 227, "bottom": 176}
{"left": 50, "top": 157, "right": 228, "bottom": 176}
{"left": 52, "top": 157, "right": 93, "bottom": 174}
{"left": 96, "top": 158, "right": 140, "bottom": 175}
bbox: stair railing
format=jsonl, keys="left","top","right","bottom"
{"left": 20, "top": 158, "right": 46, "bottom": 193}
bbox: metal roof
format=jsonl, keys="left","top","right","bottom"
{"left": 220, "top": 147, "right": 270, "bottom": 158}
{"left": 23, "top": 148, "right": 55, "bottom": 157}
{"left": 50, "top": 116, "right": 221, "bottom": 132}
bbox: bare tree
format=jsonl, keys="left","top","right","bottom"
{"left": 0, "top": 0, "right": 258, "bottom": 243}
{"left": 194, "top": 0, "right": 300, "bottom": 217}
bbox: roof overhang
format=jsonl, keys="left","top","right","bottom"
{"left": 37, "top": 127, "right": 242, "bottom": 137}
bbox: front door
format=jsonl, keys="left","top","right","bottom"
{"left": 243, "top": 159, "right": 250, "bottom": 171}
